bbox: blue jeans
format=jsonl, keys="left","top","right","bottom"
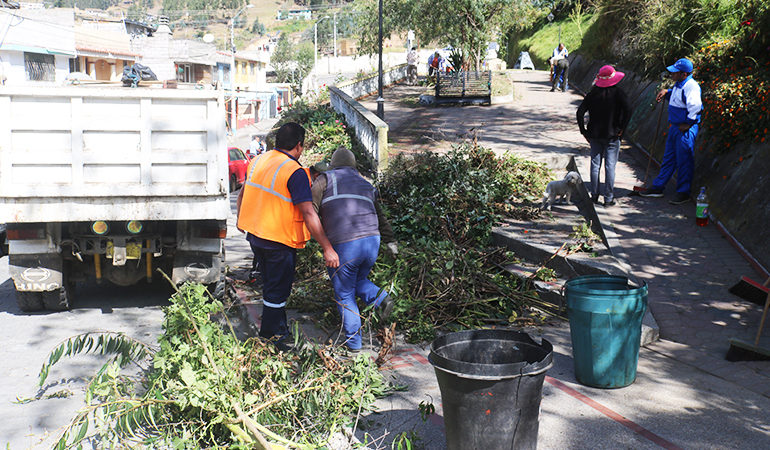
{"left": 652, "top": 124, "right": 698, "bottom": 194}
{"left": 326, "top": 235, "right": 388, "bottom": 350}
{"left": 250, "top": 243, "right": 296, "bottom": 339}
{"left": 589, "top": 137, "right": 620, "bottom": 201}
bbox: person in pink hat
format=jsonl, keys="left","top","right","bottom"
{"left": 576, "top": 65, "right": 632, "bottom": 206}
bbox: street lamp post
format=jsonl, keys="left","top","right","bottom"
{"left": 314, "top": 16, "right": 330, "bottom": 76}
{"left": 376, "top": 0, "right": 384, "bottom": 119}
{"left": 230, "top": 4, "right": 253, "bottom": 137}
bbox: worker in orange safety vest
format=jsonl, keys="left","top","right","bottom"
{"left": 237, "top": 122, "right": 339, "bottom": 349}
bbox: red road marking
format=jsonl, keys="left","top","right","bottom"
{"left": 411, "top": 353, "right": 430, "bottom": 365}
{"left": 546, "top": 376, "right": 683, "bottom": 450}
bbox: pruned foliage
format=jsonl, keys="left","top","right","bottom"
{"left": 34, "top": 283, "right": 391, "bottom": 447}
{"left": 294, "top": 141, "right": 556, "bottom": 342}
{"left": 379, "top": 142, "right": 550, "bottom": 245}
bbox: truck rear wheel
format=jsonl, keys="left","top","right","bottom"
{"left": 15, "top": 291, "right": 44, "bottom": 312}
{"left": 42, "top": 284, "right": 72, "bottom": 311}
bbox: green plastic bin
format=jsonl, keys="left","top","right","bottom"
{"left": 565, "top": 275, "right": 647, "bottom": 388}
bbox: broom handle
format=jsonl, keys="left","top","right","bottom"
{"left": 753, "top": 276, "right": 770, "bottom": 346}
{"left": 643, "top": 104, "right": 666, "bottom": 185}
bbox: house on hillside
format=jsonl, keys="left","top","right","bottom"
{"left": 276, "top": 9, "right": 312, "bottom": 21}
{"left": 218, "top": 50, "right": 279, "bottom": 128}
{"left": 0, "top": 7, "right": 75, "bottom": 85}
{"left": 135, "top": 22, "right": 218, "bottom": 83}
{"left": 74, "top": 26, "right": 138, "bottom": 81}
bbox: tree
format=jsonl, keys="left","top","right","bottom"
{"left": 271, "top": 34, "right": 316, "bottom": 94}
{"left": 354, "top": 0, "right": 527, "bottom": 70}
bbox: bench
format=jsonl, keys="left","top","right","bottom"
{"left": 435, "top": 70, "right": 492, "bottom": 105}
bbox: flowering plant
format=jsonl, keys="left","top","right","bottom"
{"left": 693, "top": 6, "right": 769, "bottom": 151}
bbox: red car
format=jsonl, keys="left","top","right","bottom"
{"left": 228, "top": 147, "right": 249, "bottom": 192}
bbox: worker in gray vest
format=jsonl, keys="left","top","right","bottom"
{"left": 311, "top": 147, "right": 397, "bottom": 351}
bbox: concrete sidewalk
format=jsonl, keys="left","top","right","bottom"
{"left": 314, "top": 70, "right": 770, "bottom": 448}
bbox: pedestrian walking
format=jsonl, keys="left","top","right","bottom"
{"left": 576, "top": 65, "right": 632, "bottom": 206}
{"left": 407, "top": 47, "right": 418, "bottom": 85}
{"left": 551, "top": 43, "right": 569, "bottom": 92}
{"left": 640, "top": 58, "right": 702, "bottom": 204}
{"left": 311, "top": 147, "right": 398, "bottom": 351}
{"left": 237, "top": 122, "right": 339, "bottom": 350}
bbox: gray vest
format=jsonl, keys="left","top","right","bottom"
{"left": 320, "top": 167, "right": 379, "bottom": 245}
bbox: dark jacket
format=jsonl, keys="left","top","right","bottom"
{"left": 576, "top": 85, "right": 632, "bottom": 139}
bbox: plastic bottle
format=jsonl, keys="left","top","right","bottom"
{"left": 696, "top": 187, "right": 709, "bottom": 227}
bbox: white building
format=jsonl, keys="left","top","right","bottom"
{"left": 0, "top": 7, "right": 76, "bottom": 85}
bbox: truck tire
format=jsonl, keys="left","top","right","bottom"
{"left": 42, "top": 284, "right": 72, "bottom": 311}
{"left": 15, "top": 291, "right": 44, "bottom": 312}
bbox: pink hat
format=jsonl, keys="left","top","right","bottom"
{"left": 594, "top": 65, "right": 625, "bottom": 88}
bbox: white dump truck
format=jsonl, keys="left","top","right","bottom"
{"left": 0, "top": 87, "right": 230, "bottom": 311}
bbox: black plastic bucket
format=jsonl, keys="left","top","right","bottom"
{"left": 428, "top": 329, "right": 553, "bottom": 450}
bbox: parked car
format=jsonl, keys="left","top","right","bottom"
{"left": 228, "top": 147, "right": 249, "bottom": 192}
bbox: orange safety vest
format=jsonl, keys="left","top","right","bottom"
{"left": 237, "top": 150, "right": 311, "bottom": 249}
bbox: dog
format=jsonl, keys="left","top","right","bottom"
{"left": 541, "top": 171, "right": 581, "bottom": 210}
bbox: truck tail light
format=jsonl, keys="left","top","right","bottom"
{"left": 91, "top": 221, "right": 109, "bottom": 235}
{"left": 126, "top": 220, "right": 143, "bottom": 234}
{"left": 7, "top": 225, "right": 45, "bottom": 240}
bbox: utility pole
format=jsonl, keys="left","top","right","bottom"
{"left": 333, "top": 12, "right": 337, "bottom": 69}
{"left": 230, "top": 4, "right": 253, "bottom": 137}
{"left": 314, "top": 16, "right": 330, "bottom": 77}
{"left": 376, "top": 0, "right": 384, "bottom": 120}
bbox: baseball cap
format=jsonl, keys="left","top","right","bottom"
{"left": 666, "top": 58, "right": 693, "bottom": 73}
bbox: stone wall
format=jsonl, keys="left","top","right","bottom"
{"left": 568, "top": 54, "right": 770, "bottom": 273}
{"left": 327, "top": 64, "right": 409, "bottom": 173}
{"left": 328, "top": 87, "right": 389, "bottom": 172}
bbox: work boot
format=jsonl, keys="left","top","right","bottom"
{"left": 639, "top": 186, "right": 664, "bottom": 198}
{"left": 669, "top": 192, "right": 690, "bottom": 205}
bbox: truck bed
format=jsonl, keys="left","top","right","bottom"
{"left": 0, "top": 87, "right": 229, "bottom": 223}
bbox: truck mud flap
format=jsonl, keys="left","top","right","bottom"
{"left": 172, "top": 251, "right": 222, "bottom": 285}
{"left": 9, "top": 254, "right": 63, "bottom": 292}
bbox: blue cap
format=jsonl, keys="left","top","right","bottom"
{"left": 666, "top": 58, "right": 693, "bottom": 73}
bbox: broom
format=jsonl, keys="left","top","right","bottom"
{"left": 725, "top": 277, "right": 770, "bottom": 361}
{"left": 629, "top": 102, "right": 666, "bottom": 196}
{"left": 729, "top": 275, "right": 770, "bottom": 306}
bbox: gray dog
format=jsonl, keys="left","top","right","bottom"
{"left": 541, "top": 171, "right": 581, "bottom": 210}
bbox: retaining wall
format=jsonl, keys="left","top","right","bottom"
{"left": 327, "top": 64, "right": 409, "bottom": 172}
{"left": 568, "top": 54, "right": 770, "bottom": 274}
{"left": 329, "top": 87, "right": 389, "bottom": 171}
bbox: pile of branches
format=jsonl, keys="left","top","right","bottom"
{"left": 294, "top": 141, "right": 555, "bottom": 342}
{"left": 34, "top": 283, "right": 390, "bottom": 448}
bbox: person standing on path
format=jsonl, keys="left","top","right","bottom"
{"left": 576, "top": 65, "right": 632, "bottom": 206}
{"left": 237, "top": 122, "right": 339, "bottom": 349}
{"left": 248, "top": 135, "right": 260, "bottom": 157}
{"left": 551, "top": 43, "right": 569, "bottom": 92}
{"left": 641, "top": 58, "right": 702, "bottom": 204}
{"left": 406, "top": 47, "right": 418, "bottom": 85}
{"left": 311, "top": 147, "right": 397, "bottom": 351}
